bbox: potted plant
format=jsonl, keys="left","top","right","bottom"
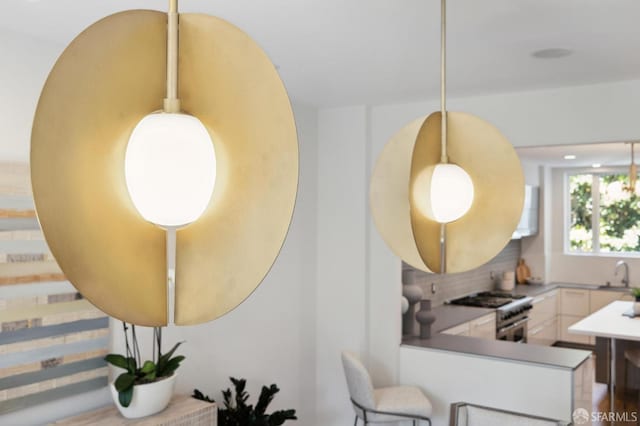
{"left": 192, "top": 377, "right": 297, "bottom": 425}
{"left": 105, "top": 322, "right": 185, "bottom": 419}
{"left": 631, "top": 288, "right": 640, "bottom": 315}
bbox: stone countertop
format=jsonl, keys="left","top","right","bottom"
{"left": 429, "top": 304, "right": 495, "bottom": 333}
{"left": 400, "top": 281, "right": 626, "bottom": 370}
{"left": 513, "top": 282, "right": 632, "bottom": 297}
{"left": 402, "top": 334, "right": 592, "bottom": 370}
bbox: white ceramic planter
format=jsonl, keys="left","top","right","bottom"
{"left": 111, "top": 374, "right": 176, "bottom": 419}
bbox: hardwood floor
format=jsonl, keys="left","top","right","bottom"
{"left": 592, "top": 382, "right": 639, "bottom": 425}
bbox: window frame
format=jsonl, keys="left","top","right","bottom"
{"left": 564, "top": 166, "right": 640, "bottom": 258}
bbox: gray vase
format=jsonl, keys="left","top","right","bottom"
{"left": 402, "top": 284, "right": 424, "bottom": 336}
{"left": 416, "top": 299, "right": 436, "bottom": 339}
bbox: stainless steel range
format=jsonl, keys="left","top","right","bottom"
{"left": 450, "top": 291, "right": 533, "bottom": 343}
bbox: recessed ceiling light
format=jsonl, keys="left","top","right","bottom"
{"left": 592, "top": 163, "right": 602, "bottom": 168}
{"left": 532, "top": 48, "right": 573, "bottom": 59}
{"left": 564, "top": 154, "right": 576, "bottom": 160}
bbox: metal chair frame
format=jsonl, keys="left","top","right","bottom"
{"left": 448, "top": 402, "right": 570, "bottom": 426}
{"left": 350, "top": 397, "right": 432, "bottom": 426}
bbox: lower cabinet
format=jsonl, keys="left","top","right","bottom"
{"left": 527, "top": 290, "right": 558, "bottom": 346}
{"left": 441, "top": 322, "right": 470, "bottom": 337}
{"left": 469, "top": 313, "right": 496, "bottom": 340}
{"left": 559, "top": 315, "right": 590, "bottom": 345}
{"left": 528, "top": 317, "right": 558, "bottom": 346}
{"left": 558, "top": 289, "right": 632, "bottom": 345}
{"left": 441, "top": 313, "right": 495, "bottom": 340}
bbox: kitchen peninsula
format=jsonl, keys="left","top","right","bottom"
{"left": 399, "top": 281, "right": 637, "bottom": 425}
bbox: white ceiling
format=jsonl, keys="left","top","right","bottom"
{"left": 3, "top": 0, "right": 640, "bottom": 107}
{"left": 517, "top": 142, "right": 640, "bottom": 168}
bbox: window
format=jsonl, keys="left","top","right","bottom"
{"left": 568, "top": 170, "right": 640, "bottom": 254}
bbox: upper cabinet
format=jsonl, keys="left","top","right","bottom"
{"left": 512, "top": 185, "right": 539, "bottom": 239}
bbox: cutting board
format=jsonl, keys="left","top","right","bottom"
{"left": 516, "top": 258, "right": 531, "bottom": 284}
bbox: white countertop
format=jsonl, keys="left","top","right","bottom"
{"left": 569, "top": 301, "right": 640, "bottom": 341}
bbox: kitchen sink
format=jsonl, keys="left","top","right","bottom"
{"left": 597, "top": 285, "right": 631, "bottom": 292}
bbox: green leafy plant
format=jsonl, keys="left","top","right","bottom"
{"left": 631, "top": 287, "right": 640, "bottom": 300}
{"left": 192, "top": 377, "right": 297, "bottom": 425}
{"left": 105, "top": 323, "right": 185, "bottom": 408}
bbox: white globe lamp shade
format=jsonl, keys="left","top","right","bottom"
{"left": 414, "top": 163, "right": 474, "bottom": 224}
{"left": 125, "top": 113, "right": 216, "bottom": 228}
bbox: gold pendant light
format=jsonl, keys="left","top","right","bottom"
{"left": 370, "top": 0, "right": 524, "bottom": 274}
{"left": 31, "top": 2, "right": 298, "bottom": 326}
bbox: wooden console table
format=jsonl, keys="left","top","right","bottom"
{"left": 52, "top": 395, "right": 217, "bottom": 425}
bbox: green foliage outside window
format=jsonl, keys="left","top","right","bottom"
{"left": 569, "top": 172, "right": 640, "bottom": 253}
{"left": 569, "top": 174, "right": 593, "bottom": 252}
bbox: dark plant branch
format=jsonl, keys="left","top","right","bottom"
{"left": 210, "top": 377, "right": 297, "bottom": 426}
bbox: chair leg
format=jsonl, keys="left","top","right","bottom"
{"left": 353, "top": 415, "right": 358, "bottom": 426}
{"left": 413, "top": 420, "right": 417, "bottom": 426}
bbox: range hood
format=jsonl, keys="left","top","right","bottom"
{"left": 512, "top": 185, "right": 539, "bottom": 239}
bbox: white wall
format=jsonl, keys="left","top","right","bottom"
{"left": 315, "top": 106, "right": 369, "bottom": 424}
{"left": 0, "top": 29, "right": 62, "bottom": 162}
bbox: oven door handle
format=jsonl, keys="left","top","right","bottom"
{"left": 498, "top": 317, "right": 528, "bottom": 333}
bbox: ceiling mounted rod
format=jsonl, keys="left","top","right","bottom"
{"left": 164, "top": 0, "right": 180, "bottom": 113}
{"left": 440, "top": 0, "right": 448, "bottom": 163}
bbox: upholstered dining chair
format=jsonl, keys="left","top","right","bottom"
{"left": 341, "top": 351, "right": 432, "bottom": 425}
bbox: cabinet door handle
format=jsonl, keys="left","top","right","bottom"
{"left": 565, "top": 290, "right": 586, "bottom": 296}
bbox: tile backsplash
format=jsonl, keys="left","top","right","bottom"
{"left": 402, "top": 240, "right": 521, "bottom": 306}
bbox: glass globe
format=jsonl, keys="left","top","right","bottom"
{"left": 125, "top": 113, "right": 216, "bottom": 228}
{"left": 414, "top": 163, "right": 474, "bottom": 223}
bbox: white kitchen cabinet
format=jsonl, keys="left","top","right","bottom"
{"left": 559, "top": 289, "right": 590, "bottom": 316}
{"left": 528, "top": 290, "right": 558, "bottom": 345}
{"left": 557, "top": 289, "right": 633, "bottom": 345}
{"left": 529, "top": 290, "right": 558, "bottom": 327}
{"left": 469, "top": 313, "right": 496, "bottom": 340}
{"left": 528, "top": 317, "right": 558, "bottom": 346}
{"left": 441, "top": 313, "right": 495, "bottom": 340}
{"left": 441, "top": 322, "right": 470, "bottom": 337}
{"left": 560, "top": 315, "right": 591, "bottom": 344}
{"left": 558, "top": 289, "right": 591, "bottom": 344}
{"left": 590, "top": 290, "right": 625, "bottom": 313}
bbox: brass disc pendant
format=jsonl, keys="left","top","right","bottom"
{"left": 371, "top": 112, "right": 524, "bottom": 274}
{"left": 31, "top": 11, "right": 298, "bottom": 326}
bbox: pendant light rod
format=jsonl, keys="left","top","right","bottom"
{"left": 439, "top": 0, "right": 448, "bottom": 273}
{"left": 164, "top": 0, "right": 180, "bottom": 113}
{"left": 440, "top": 0, "right": 448, "bottom": 163}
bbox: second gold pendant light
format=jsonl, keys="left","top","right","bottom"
{"left": 371, "top": 0, "right": 524, "bottom": 274}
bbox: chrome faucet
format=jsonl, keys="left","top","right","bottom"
{"left": 615, "top": 260, "right": 630, "bottom": 288}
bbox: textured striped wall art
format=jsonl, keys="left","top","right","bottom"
{"left": 0, "top": 163, "right": 109, "bottom": 414}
